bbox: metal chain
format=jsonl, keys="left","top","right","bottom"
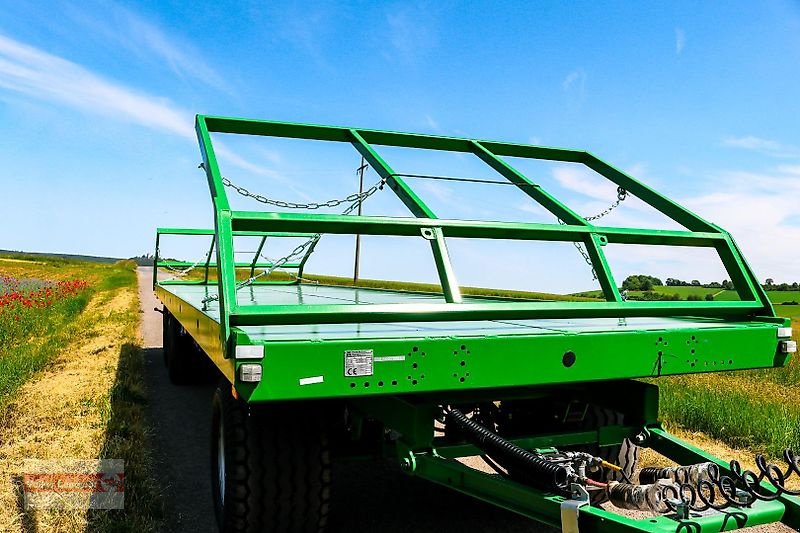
{"left": 582, "top": 187, "right": 627, "bottom": 221}
{"left": 201, "top": 170, "right": 385, "bottom": 306}
{"left": 220, "top": 175, "right": 386, "bottom": 211}
{"left": 561, "top": 187, "right": 628, "bottom": 281}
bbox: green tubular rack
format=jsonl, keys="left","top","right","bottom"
{"left": 153, "top": 115, "right": 798, "bottom": 532}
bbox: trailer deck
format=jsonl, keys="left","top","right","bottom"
{"left": 160, "top": 282, "right": 775, "bottom": 341}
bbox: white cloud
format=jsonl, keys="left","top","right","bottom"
{"left": 0, "top": 33, "right": 193, "bottom": 138}
{"left": 0, "top": 33, "right": 282, "bottom": 182}
{"left": 418, "top": 181, "right": 455, "bottom": 204}
{"left": 562, "top": 69, "right": 587, "bottom": 108}
{"left": 678, "top": 165, "right": 800, "bottom": 283}
{"left": 65, "top": 3, "right": 226, "bottom": 90}
{"left": 385, "top": 5, "right": 436, "bottom": 63}
{"left": 675, "top": 28, "right": 686, "bottom": 55}
{"left": 722, "top": 135, "right": 800, "bottom": 158}
{"left": 562, "top": 69, "right": 586, "bottom": 91}
{"left": 552, "top": 165, "right": 616, "bottom": 201}
{"left": 424, "top": 115, "right": 440, "bottom": 131}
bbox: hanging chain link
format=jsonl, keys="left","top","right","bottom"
{"left": 562, "top": 187, "right": 628, "bottom": 281}
{"left": 201, "top": 169, "right": 386, "bottom": 306}
{"left": 219, "top": 175, "right": 386, "bottom": 211}
{"left": 582, "top": 187, "right": 628, "bottom": 221}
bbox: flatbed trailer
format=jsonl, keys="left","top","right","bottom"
{"left": 154, "top": 115, "right": 800, "bottom": 533}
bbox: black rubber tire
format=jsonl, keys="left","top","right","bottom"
{"left": 162, "top": 310, "right": 174, "bottom": 367}
{"left": 211, "top": 384, "right": 331, "bottom": 533}
{"left": 163, "top": 310, "right": 218, "bottom": 385}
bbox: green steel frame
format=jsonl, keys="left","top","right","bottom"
{"left": 188, "top": 115, "right": 774, "bottom": 356}
{"left": 153, "top": 115, "right": 797, "bottom": 532}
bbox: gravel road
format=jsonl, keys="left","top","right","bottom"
{"left": 136, "top": 267, "right": 791, "bottom": 533}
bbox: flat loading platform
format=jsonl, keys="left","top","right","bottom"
{"left": 159, "top": 282, "right": 778, "bottom": 342}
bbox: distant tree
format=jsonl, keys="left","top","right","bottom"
{"left": 705, "top": 293, "right": 714, "bottom": 301}
{"left": 707, "top": 282, "right": 722, "bottom": 289}
{"left": 793, "top": 282, "right": 799, "bottom": 290}
{"left": 766, "top": 278, "right": 775, "bottom": 287}
{"left": 687, "top": 294, "right": 702, "bottom": 301}
{"left": 691, "top": 280, "right": 701, "bottom": 286}
{"left": 722, "top": 279, "right": 733, "bottom": 290}
{"left": 621, "top": 275, "right": 663, "bottom": 291}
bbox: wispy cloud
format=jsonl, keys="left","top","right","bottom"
{"left": 0, "top": 33, "right": 193, "bottom": 137}
{"left": 0, "top": 33, "right": 279, "bottom": 181}
{"left": 562, "top": 69, "right": 587, "bottom": 107}
{"left": 384, "top": 4, "right": 437, "bottom": 63}
{"left": 722, "top": 135, "right": 800, "bottom": 158}
{"left": 424, "top": 114, "right": 440, "bottom": 131}
{"left": 552, "top": 165, "right": 615, "bottom": 201}
{"left": 64, "top": 2, "right": 226, "bottom": 91}
{"left": 675, "top": 28, "right": 686, "bottom": 55}
{"left": 681, "top": 165, "right": 800, "bottom": 282}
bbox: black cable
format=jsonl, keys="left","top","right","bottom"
{"left": 391, "top": 173, "right": 535, "bottom": 187}
{"left": 445, "top": 407, "right": 570, "bottom": 492}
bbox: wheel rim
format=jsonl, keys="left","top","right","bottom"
{"left": 217, "top": 414, "right": 225, "bottom": 506}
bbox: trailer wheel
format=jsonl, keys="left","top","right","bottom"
{"left": 162, "top": 309, "right": 175, "bottom": 366}
{"left": 162, "top": 310, "right": 218, "bottom": 385}
{"left": 211, "top": 383, "right": 331, "bottom": 533}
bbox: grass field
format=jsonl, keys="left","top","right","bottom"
{"left": 578, "top": 285, "right": 800, "bottom": 305}
{"left": 0, "top": 254, "right": 161, "bottom": 532}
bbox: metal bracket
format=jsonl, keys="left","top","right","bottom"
{"left": 560, "top": 483, "right": 590, "bottom": 533}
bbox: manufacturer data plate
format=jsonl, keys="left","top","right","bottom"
{"left": 344, "top": 349, "right": 373, "bottom": 377}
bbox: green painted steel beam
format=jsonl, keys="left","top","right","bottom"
{"left": 156, "top": 227, "right": 316, "bottom": 238}
{"left": 349, "top": 129, "right": 436, "bottom": 219}
{"left": 229, "top": 300, "right": 764, "bottom": 327}
{"left": 156, "top": 261, "right": 301, "bottom": 269}
{"left": 647, "top": 426, "right": 800, "bottom": 529}
{"left": 410, "top": 453, "right": 787, "bottom": 532}
{"left": 229, "top": 211, "right": 726, "bottom": 247}
{"left": 470, "top": 140, "right": 587, "bottom": 225}
{"left": 581, "top": 153, "right": 718, "bottom": 233}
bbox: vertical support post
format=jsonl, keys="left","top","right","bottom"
{"left": 196, "top": 115, "right": 236, "bottom": 356}
{"left": 425, "top": 227, "right": 462, "bottom": 303}
{"left": 583, "top": 235, "right": 622, "bottom": 302}
{"left": 153, "top": 232, "right": 160, "bottom": 289}
{"left": 296, "top": 236, "right": 319, "bottom": 282}
{"left": 215, "top": 211, "right": 237, "bottom": 354}
{"left": 353, "top": 156, "right": 367, "bottom": 284}
{"left": 349, "top": 129, "right": 463, "bottom": 300}
{"left": 250, "top": 235, "right": 267, "bottom": 278}
{"left": 204, "top": 234, "right": 217, "bottom": 284}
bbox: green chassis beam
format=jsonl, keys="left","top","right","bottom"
{"left": 343, "top": 382, "right": 798, "bottom": 532}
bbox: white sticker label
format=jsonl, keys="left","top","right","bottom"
{"left": 299, "top": 375, "right": 324, "bottom": 386}
{"left": 344, "top": 349, "right": 373, "bottom": 377}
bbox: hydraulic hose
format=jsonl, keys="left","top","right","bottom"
{"left": 445, "top": 407, "right": 570, "bottom": 492}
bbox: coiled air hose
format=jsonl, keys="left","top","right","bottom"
{"left": 445, "top": 407, "right": 570, "bottom": 492}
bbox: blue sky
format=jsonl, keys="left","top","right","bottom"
{"left": 1, "top": 1, "right": 800, "bottom": 293}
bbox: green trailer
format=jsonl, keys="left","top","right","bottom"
{"left": 154, "top": 115, "right": 800, "bottom": 533}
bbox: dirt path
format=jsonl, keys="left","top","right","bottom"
{"left": 136, "top": 268, "right": 791, "bottom": 533}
